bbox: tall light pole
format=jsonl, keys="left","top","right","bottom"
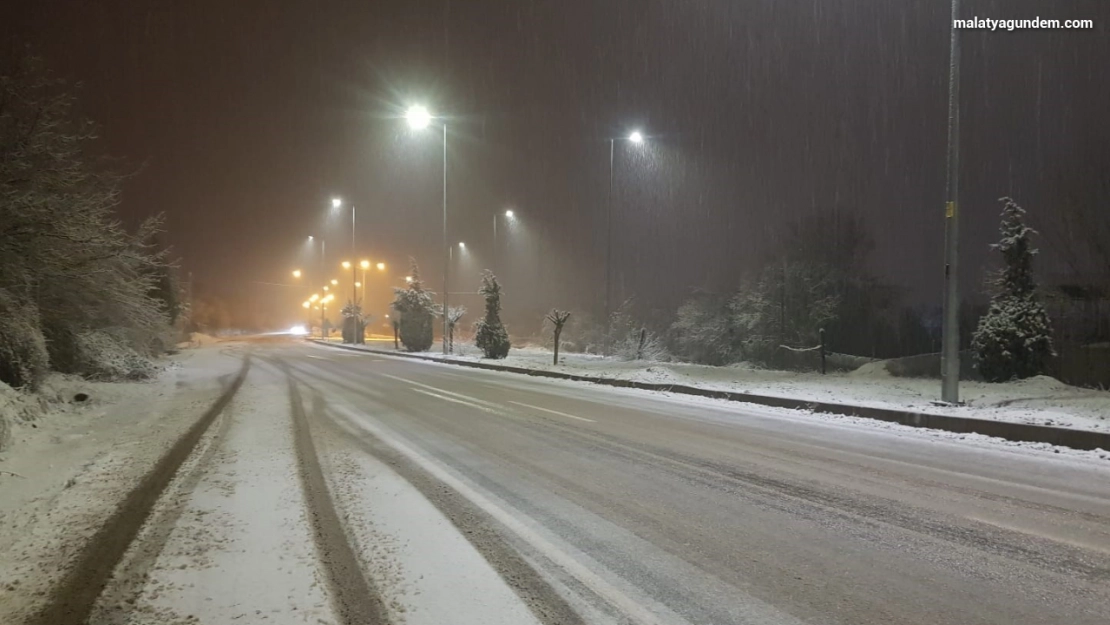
{"left": 605, "top": 130, "right": 645, "bottom": 343}
{"left": 941, "top": 0, "right": 962, "bottom": 403}
{"left": 406, "top": 104, "right": 450, "bottom": 354}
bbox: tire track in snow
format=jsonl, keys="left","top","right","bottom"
{"left": 28, "top": 354, "right": 251, "bottom": 625}
{"left": 285, "top": 363, "right": 391, "bottom": 625}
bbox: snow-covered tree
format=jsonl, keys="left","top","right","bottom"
{"left": 474, "top": 271, "right": 510, "bottom": 359}
{"left": 729, "top": 261, "right": 840, "bottom": 366}
{"left": 390, "top": 260, "right": 437, "bottom": 352}
{"left": 0, "top": 55, "right": 172, "bottom": 381}
{"left": 972, "top": 197, "right": 1054, "bottom": 382}
{"left": 341, "top": 301, "right": 365, "bottom": 345}
{"left": 670, "top": 291, "right": 738, "bottom": 365}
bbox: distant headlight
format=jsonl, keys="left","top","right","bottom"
{"left": 289, "top": 325, "right": 308, "bottom": 336}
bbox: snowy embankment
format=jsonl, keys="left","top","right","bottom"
{"left": 330, "top": 343, "right": 1110, "bottom": 434}
{"left": 0, "top": 344, "right": 242, "bottom": 622}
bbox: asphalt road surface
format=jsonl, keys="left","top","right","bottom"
{"left": 273, "top": 339, "right": 1110, "bottom": 625}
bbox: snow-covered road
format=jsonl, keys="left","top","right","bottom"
{"left": 6, "top": 337, "right": 1110, "bottom": 625}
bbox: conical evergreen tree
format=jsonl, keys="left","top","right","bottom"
{"left": 474, "top": 270, "right": 510, "bottom": 359}
{"left": 390, "top": 259, "right": 437, "bottom": 352}
{"left": 972, "top": 197, "right": 1054, "bottom": 382}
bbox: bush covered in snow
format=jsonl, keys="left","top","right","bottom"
{"left": 391, "top": 260, "right": 437, "bottom": 352}
{"left": 474, "top": 271, "right": 510, "bottom": 359}
{"left": 0, "top": 290, "right": 50, "bottom": 391}
{"left": 669, "top": 291, "right": 738, "bottom": 365}
{"left": 603, "top": 299, "right": 668, "bottom": 361}
{"left": 973, "top": 198, "right": 1054, "bottom": 382}
{"left": 61, "top": 330, "right": 159, "bottom": 381}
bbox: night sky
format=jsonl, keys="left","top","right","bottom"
{"left": 3, "top": 0, "right": 1107, "bottom": 331}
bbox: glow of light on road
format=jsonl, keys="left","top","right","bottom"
{"left": 289, "top": 325, "right": 308, "bottom": 335}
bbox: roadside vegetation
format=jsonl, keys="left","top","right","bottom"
{"left": 0, "top": 55, "right": 181, "bottom": 393}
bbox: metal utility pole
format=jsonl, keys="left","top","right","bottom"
{"left": 442, "top": 122, "right": 449, "bottom": 354}
{"left": 941, "top": 0, "right": 962, "bottom": 403}
{"left": 605, "top": 138, "right": 614, "bottom": 349}
{"left": 351, "top": 205, "right": 357, "bottom": 304}
{"left": 493, "top": 213, "right": 498, "bottom": 269}
{"left": 320, "top": 239, "right": 327, "bottom": 339}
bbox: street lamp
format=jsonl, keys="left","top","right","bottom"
{"left": 292, "top": 269, "right": 302, "bottom": 279}
{"left": 331, "top": 279, "right": 338, "bottom": 286}
{"left": 376, "top": 262, "right": 385, "bottom": 271}
{"left": 342, "top": 261, "right": 351, "bottom": 270}
{"left": 605, "top": 129, "right": 648, "bottom": 343}
{"left": 405, "top": 103, "right": 450, "bottom": 354}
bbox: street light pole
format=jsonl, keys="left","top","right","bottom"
{"left": 442, "top": 121, "right": 449, "bottom": 354}
{"left": 403, "top": 104, "right": 449, "bottom": 354}
{"left": 941, "top": 0, "right": 962, "bottom": 403}
{"left": 605, "top": 138, "right": 614, "bottom": 333}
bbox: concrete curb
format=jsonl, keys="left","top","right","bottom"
{"left": 309, "top": 340, "right": 1110, "bottom": 452}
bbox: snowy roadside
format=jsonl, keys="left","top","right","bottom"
{"left": 313, "top": 342, "right": 1110, "bottom": 434}
{"left": 0, "top": 345, "right": 245, "bottom": 623}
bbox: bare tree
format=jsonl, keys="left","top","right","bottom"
{"left": 445, "top": 305, "right": 466, "bottom": 353}
{"left": 545, "top": 309, "right": 571, "bottom": 364}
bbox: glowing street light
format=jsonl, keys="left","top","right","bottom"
{"left": 405, "top": 104, "right": 432, "bottom": 130}
{"left": 292, "top": 269, "right": 302, "bottom": 279}
{"left": 505, "top": 209, "right": 514, "bottom": 218}
{"left": 458, "top": 241, "right": 466, "bottom": 249}
{"left": 323, "top": 285, "right": 329, "bottom": 291}
{"left": 309, "top": 294, "right": 320, "bottom": 302}
{"left": 342, "top": 261, "right": 351, "bottom": 270}
{"left": 331, "top": 279, "right": 338, "bottom": 285}
{"left": 355, "top": 281, "right": 362, "bottom": 288}
{"left": 629, "top": 130, "right": 644, "bottom": 144}
{"left": 331, "top": 197, "right": 342, "bottom": 209}
{"left": 376, "top": 262, "right": 386, "bottom": 271}
{"left": 405, "top": 276, "right": 413, "bottom": 283}
{"left": 302, "top": 301, "right": 310, "bottom": 308}
{"left": 360, "top": 260, "right": 370, "bottom": 270}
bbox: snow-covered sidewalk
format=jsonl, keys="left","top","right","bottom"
{"left": 317, "top": 342, "right": 1110, "bottom": 434}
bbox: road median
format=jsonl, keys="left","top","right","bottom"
{"left": 309, "top": 340, "right": 1110, "bottom": 452}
